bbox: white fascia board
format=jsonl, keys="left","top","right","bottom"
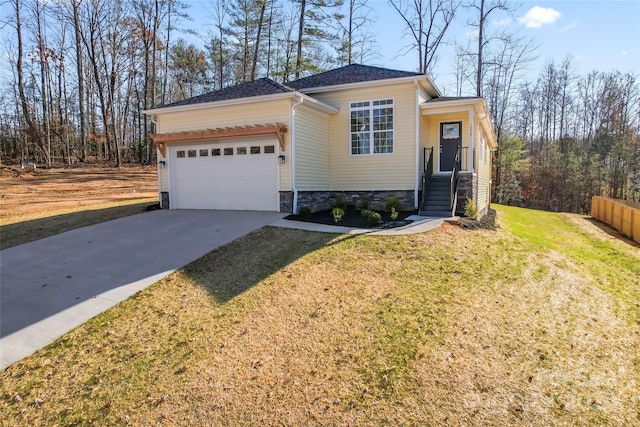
{"left": 420, "top": 98, "right": 481, "bottom": 111}
{"left": 297, "top": 93, "right": 340, "bottom": 114}
{"left": 420, "top": 103, "right": 474, "bottom": 116}
{"left": 297, "top": 75, "right": 441, "bottom": 98}
{"left": 142, "top": 91, "right": 337, "bottom": 116}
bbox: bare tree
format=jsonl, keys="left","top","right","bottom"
{"left": 72, "top": 0, "right": 87, "bottom": 161}
{"left": 208, "top": 0, "right": 229, "bottom": 89}
{"left": 389, "top": 0, "right": 458, "bottom": 74}
{"left": 12, "top": 0, "right": 49, "bottom": 165}
{"left": 464, "top": 0, "right": 511, "bottom": 96}
{"left": 335, "top": 0, "right": 375, "bottom": 65}
{"left": 250, "top": 0, "right": 268, "bottom": 80}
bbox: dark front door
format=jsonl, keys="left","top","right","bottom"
{"left": 440, "top": 122, "right": 462, "bottom": 172}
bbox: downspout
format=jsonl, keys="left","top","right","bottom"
{"left": 468, "top": 108, "right": 475, "bottom": 172}
{"left": 291, "top": 95, "right": 304, "bottom": 214}
{"left": 469, "top": 108, "right": 476, "bottom": 209}
{"left": 149, "top": 117, "right": 162, "bottom": 207}
{"left": 414, "top": 79, "right": 420, "bottom": 210}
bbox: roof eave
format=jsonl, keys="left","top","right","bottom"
{"left": 142, "top": 92, "right": 294, "bottom": 115}
{"left": 296, "top": 74, "right": 440, "bottom": 97}
{"left": 143, "top": 91, "right": 338, "bottom": 116}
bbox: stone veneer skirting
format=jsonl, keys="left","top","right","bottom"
{"left": 160, "top": 192, "right": 170, "bottom": 209}
{"left": 455, "top": 172, "right": 477, "bottom": 216}
{"left": 280, "top": 190, "right": 415, "bottom": 214}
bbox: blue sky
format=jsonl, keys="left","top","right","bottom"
{"left": 366, "top": 0, "right": 640, "bottom": 94}
{"left": 181, "top": 0, "right": 639, "bottom": 94}
{"left": 1, "top": 1, "right": 637, "bottom": 95}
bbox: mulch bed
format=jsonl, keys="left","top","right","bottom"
{"left": 286, "top": 207, "right": 415, "bottom": 229}
{"left": 447, "top": 208, "right": 497, "bottom": 230}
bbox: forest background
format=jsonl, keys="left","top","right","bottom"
{"left": 1, "top": 0, "right": 638, "bottom": 213}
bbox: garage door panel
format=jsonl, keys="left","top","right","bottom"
{"left": 170, "top": 140, "right": 279, "bottom": 211}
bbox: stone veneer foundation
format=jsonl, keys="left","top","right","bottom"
{"left": 280, "top": 190, "right": 415, "bottom": 214}
{"left": 455, "top": 172, "right": 478, "bottom": 216}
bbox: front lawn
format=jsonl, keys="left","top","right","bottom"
{"left": 1, "top": 205, "right": 638, "bottom": 426}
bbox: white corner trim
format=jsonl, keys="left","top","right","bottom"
{"left": 291, "top": 95, "right": 304, "bottom": 214}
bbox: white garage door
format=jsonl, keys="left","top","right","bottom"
{"left": 169, "top": 138, "right": 279, "bottom": 211}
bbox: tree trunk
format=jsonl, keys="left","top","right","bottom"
{"left": 295, "top": 0, "right": 306, "bottom": 79}
{"left": 476, "top": 0, "right": 484, "bottom": 97}
{"left": 35, "top": 2, "right": 52, "bottom": 167}
{"left": 251, "top": 0, "right": 267, "bottom": 81}
{"left": 14, "top": 0, "right": 46, "bottom": 165}
{"left": 73, "top": 0, "right": 87, "bottom": 162}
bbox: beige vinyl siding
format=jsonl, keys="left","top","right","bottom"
{"left": 155, "top": 98, "right": 292, "bottom": 191}
{"left": 476, "top": 125, "right": 490, "bottom": 212}
{"left": 158, "top": 158, "right": 169, "bottom": 192}
{"left": 295, "top": 105, "right": 331, "bottom": 190}
{"left": 426, "top": 112, "right": 469, "bottom": 172}
{"left": 419, "top": 109, "right": 431, "bottom": 174}
{"left": 156, "top": 99, "right": 290, "bottom": 133}
{"left": 307, "top": 83, "right": 417, "bottom": 190}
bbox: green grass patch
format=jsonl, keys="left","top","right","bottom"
{"left": 496, "top": 204, "right": 640, "bottom": 324}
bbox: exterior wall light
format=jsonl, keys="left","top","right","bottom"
{"left": 159, "top": 160, "right": 166, "bottom": 168}
{"left": 278, "top": 154, "right": 287, "bottom": 164}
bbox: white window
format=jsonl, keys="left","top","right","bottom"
{"left": 350, "top": 99, "right": 394, "bottom": 155}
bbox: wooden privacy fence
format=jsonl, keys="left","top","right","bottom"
{"left": 591, "top": 196, "right": 640, "bottom": 243}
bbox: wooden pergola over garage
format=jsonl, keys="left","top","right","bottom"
{"left": 151, "top": 123, "right": 288, "bottom": 157}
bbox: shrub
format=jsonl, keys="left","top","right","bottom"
{"left": 385, "top": 196, "right": 401, "bottom": 212}
{"left": 361, "top": 209, "right": 382, "bottom": 227}
{"left": 334, "top": 193, "right": 348, "bottom": 210}
{"left": 358, "top": 195, "right": 371, "bottom": 210}
{"left": 298, "top": 206, "right": 311, "bottom": 218}
{"left": 332, "top": 207, "right": 345, "bottom": 224}
{"left": 464, "top": 197, "right": 478, "bottom": 220}
{"left": 390, "top": 207, "right": 399, "bottom": 221}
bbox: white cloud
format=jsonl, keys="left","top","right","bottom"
{"left": 621, "top": 51, "right": 628, "bottom": 56}
{"left": 465, "top": 30, "right": 479, "bottom": 40}
{"left": 518, "top": 6, "right": 562, "bottom": 29}
{"left": 559, "top": 22, "right": 577, "bottom": 32}
{"left": 493, "top": 17, "right": 512, "bottom": 27}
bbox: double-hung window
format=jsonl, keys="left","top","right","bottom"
{"left": 350, "top": 99, "right": 394, "bottom": 155}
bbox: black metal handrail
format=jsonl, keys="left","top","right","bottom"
{"left": 450, "top": 146, "right": 461, "bottom": 214}
{"left": 420, "top": 147, "right": 434, "bottom": 211}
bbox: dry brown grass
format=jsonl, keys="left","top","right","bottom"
{"left": 0, "top": 165, "right": 157, "bottom": 248}
{"left": 0, "top": 207, "right": 639, "bottom": 426}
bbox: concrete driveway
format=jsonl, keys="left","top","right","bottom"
{"left": 0, "top": 210, "right": 284, "bottom": 370}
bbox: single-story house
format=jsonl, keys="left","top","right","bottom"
{"left": 143, "top": 64, "right": 497, "bottom": 217}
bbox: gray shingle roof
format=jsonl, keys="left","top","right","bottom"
{"left": 288, "top": 64, "right": 423, "bottom": 90}
{"left": 156, "top": 65, "right": 426, "bottom": 109}
{"left": 160, "top": 78, "right": 294, "bottom": 108}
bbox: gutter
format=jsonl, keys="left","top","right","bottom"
{"left": 291, "top": 95, "right": 304, "bottom": 214}
{"left": 142, "top": 91, "right": 337, "bottom": 116}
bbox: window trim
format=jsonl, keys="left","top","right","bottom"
{"left": 349, "top": 98, "right": 395, "bottom": 156}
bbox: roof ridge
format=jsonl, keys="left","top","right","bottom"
{"left": 261, "top": 77, "right": 295, "bottom": 92}
{"left": 288, "top": 63, "right": 425, "bottom": 90}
